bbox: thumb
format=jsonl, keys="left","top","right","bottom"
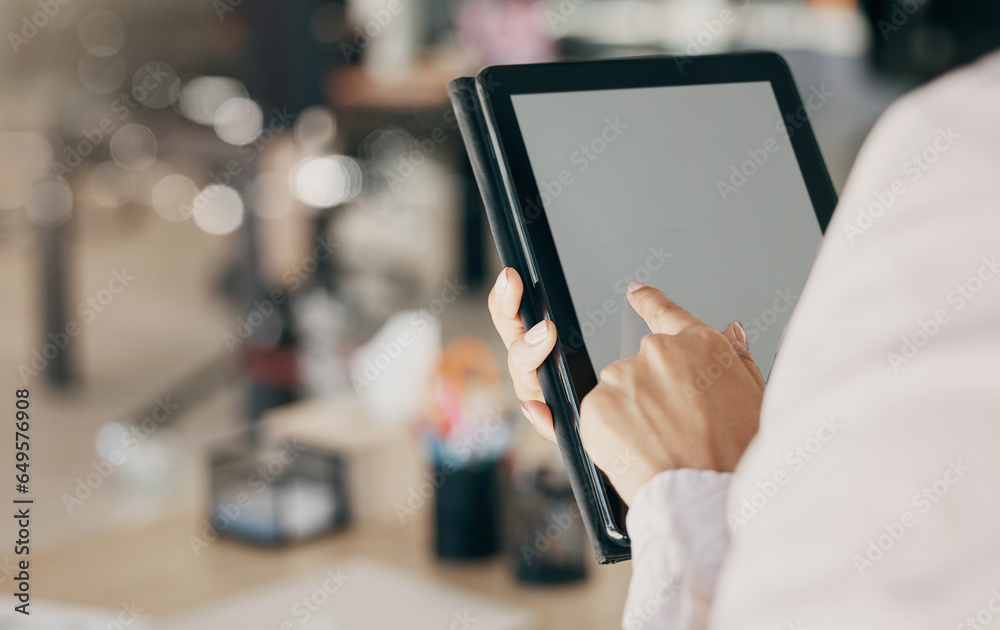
{"left": 723, "top": 321, "right": 766, "bottom": 391}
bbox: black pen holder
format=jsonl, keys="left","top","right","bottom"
{"left": 433, "top": 459, "right": 502, "bottom": 560}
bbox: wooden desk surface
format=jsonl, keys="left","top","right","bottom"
{"left": 33, "top": 510, "right": 630, "bottom": 629}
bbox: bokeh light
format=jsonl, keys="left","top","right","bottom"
{"left": 110, "top": 124, "right": 157, "bottom": 171}
{"left": 152, "top": 174, "right": 199, "bottom": 222}
{"left": 26, "top": 180, "right": 74, "bottom": 228}
{"left": 294, "top": 106, "right": 337, "bottom": 149}
{"left": 78, "top": 51, "right": 126, "bottom": 93}
{"left": 289, "top": 155, "right": 362, "bottom": 209}
{"left": 213, "top": 97, "right": 263, "bottom": 146}
{"left": 365, "top": 127, "right": 416, "bottom": 164}
{"left": 132, "top": 62, "right": 181, "bottom": 109}
{"left": 78, "top": 10, "right": 125, "bottom": 55}
{"left": 179, "top": 76, "right": 247, "bottom": 126}
{"left": 192, "top": 185, "right": 245, "bottom": 235}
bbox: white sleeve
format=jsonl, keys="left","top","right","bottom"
{"left": 622, "top": 469, "right": 732, "bottom": 630}
{"left": 708, "top": 51, "right": 1000, "bottom": 630}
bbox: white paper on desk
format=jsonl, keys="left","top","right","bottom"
{"left": 348, "top": 309, "right": 440, "bottom": 426}
{"left": 0, "top": 595, "right": 155, "bottom": 629}
{"left": 158, "top": 555, "right": 535, "bottom": 630}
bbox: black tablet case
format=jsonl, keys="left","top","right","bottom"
{"left": 448, "top": 77, "right": 632, "bottom": 564}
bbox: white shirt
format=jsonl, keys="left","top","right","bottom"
{"left": 624, "top": 49, "right": 1000, "bottom": 630}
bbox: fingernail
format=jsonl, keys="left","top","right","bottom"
{"left": 733, "top": 321, "right": 748, "bottom": 348}
{"left": 627, "top": 281, "right": 647, "bottom": 294}
{"left": 521, "top": 403, "right": 535, "bottom": 425}
{"left": 494, "top": 268, "right": 508, "bottom": 296}
{"left": 524, "top": 320, "right": 548, "bottom": 344}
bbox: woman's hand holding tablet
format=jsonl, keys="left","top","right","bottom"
{"left": 450, "top": 52, "right": 836, "bottom": 561}
{"left": 490, "top": 268, "right": 765, "bottom": 505}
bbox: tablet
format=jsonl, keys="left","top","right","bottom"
{"left": 449, "top": 52, "right": 836, "bottom": 562}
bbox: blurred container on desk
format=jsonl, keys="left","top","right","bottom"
{"left": 421, "top": 336, "right": 512, "bottom": 560}
{"left": 510, "top": 465, "right": 588, "bottom": 584}
{"left": 260, "top": 394, "right": 425, "bottom": 529}
{"left": 209, "top": 439, "right": 350, "bottom": 545}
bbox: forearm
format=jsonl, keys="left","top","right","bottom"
{"left": 623, "top": 469, "right": 732, "bottom": 630}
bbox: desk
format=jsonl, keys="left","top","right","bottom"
{"left": 33, "top": 509, "right": 630, "bottom": 629}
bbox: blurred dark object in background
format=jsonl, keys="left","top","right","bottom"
{"left": 511, "top": 467, "right": 588, "bottom": 585}
{"left": 237, "top": 0, "right": 349, "bottom": 116}
{"left": 209, "top": 439, "right": 350, "bottom": 546}
{"left": 434, "top": 460, "right": 502, "bottom": 559}
{"left": 861, "top": 0, "right": 1000, "bottom": 80}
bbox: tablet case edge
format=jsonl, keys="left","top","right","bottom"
{"left": 447, "top": 76, "right": 631, "bottom": 564}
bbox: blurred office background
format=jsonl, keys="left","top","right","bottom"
{"left": 0, "top": 0, "right": 996, "bottom": 627}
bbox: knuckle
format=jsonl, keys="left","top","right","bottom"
{"left": 598, "top": 364, "right": 616, "bottom": 382}
{"left": 638, "top": 334, "right": 655, "bottom": 352}
{"left": 598, "top": 359, "right": 627, "bottom": 383}
{"left": 638, "top": 333, "right": 668, "bottom": 354}
{"left": 691, "top": 324, "right": 718, "bottom": 344}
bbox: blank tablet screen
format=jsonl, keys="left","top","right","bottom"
{"left": 510, "top": 81, "right": 823, "bottom": 378}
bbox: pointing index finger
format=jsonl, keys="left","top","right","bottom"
{"left": 626, "top": 282, "right": 702, "bottom": 335}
